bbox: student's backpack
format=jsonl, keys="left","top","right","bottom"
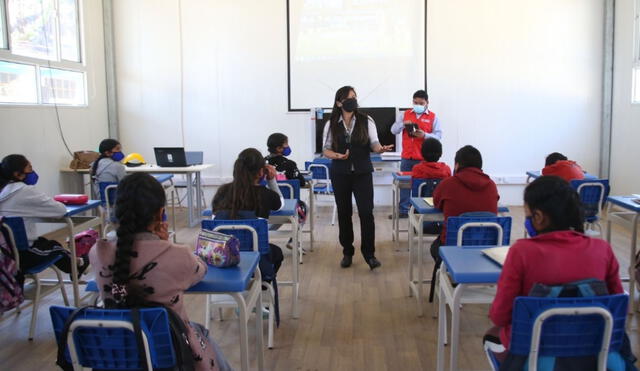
{"left": 498, "top": 279, "right": 637, "bottom": 371}
{"left": 55, "top": 302, "right": 196, "bottom": 371}
{"left": 0, "top": 218, "right": 25, "bottom": 314}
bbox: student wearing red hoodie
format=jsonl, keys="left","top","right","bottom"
{"left": 411, "top": 138, "right": 451, "bottom": 179}
{"left": 541, "top": 152, "right": 585, "bottom": 182}
{"left": 485, "top": 176, "right": 623, "bottom": 361}
{"left": 427, "top": 146, "right": 499, "bottom": 302}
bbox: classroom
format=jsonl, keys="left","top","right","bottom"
{"left": 1, "top": 0, "right": 640, "bottom": 370}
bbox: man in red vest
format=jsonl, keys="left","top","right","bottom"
{"left": 390, "top": 90, "right": 442, "bottom": 217}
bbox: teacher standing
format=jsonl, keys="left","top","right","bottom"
{"left": 322, "top": 86, "right": 394, "bottom": 270}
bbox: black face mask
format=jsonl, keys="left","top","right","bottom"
{"left": 341, "top": 98, "right": 358, "bottom": 113}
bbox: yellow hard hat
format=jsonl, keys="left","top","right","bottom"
{"left": 123, "top": 153, "right": 146, "bottom": 167}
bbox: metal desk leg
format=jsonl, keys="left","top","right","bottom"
{"left": 255, "top": 288, "right": 265, "bottom": 371}
{"left": 392, "top": 179, "right": 398, "bottom": 242}
{"left": 291, "top": 215, "right": 300, "bottom": 318}
{"left": 417, "top": 213, "right": 425, "bottom": 317}
{"left": 195, "top": 171, "right": 203, "bottom": 223}
{"left": 186, "top": 172, "right": 195, "bottom": 227}
{"left": 408, "top": 206, "right": 415, "bottom": 298}
{"left": 233, "top": 292, "right": 250, "bottom": 371}
{"left": 308, "top": 182, "right": 314, "bottom": 251}
{"left": 436, "top": 275, "right": 446, "bottom": 371}
{"left": 65, "top": 218, "right": 80, "bottom": 307}
{"left": 449, "top": 284, "right": 465, "bottom": 371}
{"left": 630, "top": 214, "right": 639, "bottom": 313}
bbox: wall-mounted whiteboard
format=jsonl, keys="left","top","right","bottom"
{"left": 287, "top": 0, "right": 426, "bottom": 111}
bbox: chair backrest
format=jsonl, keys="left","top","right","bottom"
{"left": 509, "top": 294, "right": 628, "bottom": 371}
{"left": 411, "top": 178, "right": 442, "bottom": 197}
{"left": 277, "top": 179, "right": 301, "bottom": 200}
{"left": 444, "top": 213, "right": 511, "bottom": 246}
{"left": 305, "top": 158, "right": 331, "bottom": 181}
{"left": 202, "top": 218, "right": 269, "bottom": 255}
{"left": 2, "top": 216, "right": 29, "bottom": 251}
{"left": 98, "top": 182, "right": 118, "bottom": 207}
{"left": 569, "top": 179, "right": 610, "bottom": 220}
{"left": 50, "top": 306, "right": 177, "bottom": 370}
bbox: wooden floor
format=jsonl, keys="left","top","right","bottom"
{"left": 1, "top": 205, "right": 639, "bottom": 370}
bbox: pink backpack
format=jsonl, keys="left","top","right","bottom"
{"left": 73, "top": 229, "right": 99, "bottom": 257}
{"left": 0, "top": 218, "right": 24, "bottom": 314}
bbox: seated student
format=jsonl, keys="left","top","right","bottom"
{"left": 486, "top": 175, "right": 623, "bottom": 361}
{"left": 91, "top": 139, "right": 126, "bottom": 197}
{"left": 0, "top": 154, "right": 87, "bottom": 276}
{"left": 212, "top": 148, "right": 284, "bottom": 276}
{"left": 90, "top": 173, "right": 231, "bottom": 371}
{"left": 411, "top": 138, "right": 451, "bottom": 179}
{"left": 265, "top": 132, "right": 306, "bottom": 187}
{"left": 432, "top": 145, "right": 499, "bottom": 251}
{"left": 541, "top": 152, "right": 585, "bottom": 182}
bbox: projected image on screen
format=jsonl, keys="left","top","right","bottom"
{"left": 288, "top": 0, "right": 426, "bottom": 111}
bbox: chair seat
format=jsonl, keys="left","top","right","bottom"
{"left": 23, "top": 254, "right": 64, "bottom": 275}
{"left": 313, "top": 184, "right": 333, "bottom": 194}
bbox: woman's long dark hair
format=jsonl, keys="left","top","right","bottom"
{"left": 524, "top": 176, "right": 584, "bottom": 234}
{"left": 328, "top": 86, "right": 369, "bottom": 151}
{"left": 0, "top": 154, "right": 29, "bottom": 191}
{"left": 212, "top": 148, "right": 265, "bottom": 219}
{"left": 91, "top": 139, "right": 121, "bottom": 178}
{"left": 107, "top": 172, "right": 166, "bottom": 308}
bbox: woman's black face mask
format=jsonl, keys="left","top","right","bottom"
{"left": 341, "top": 98, "right": 358, "bottom": 113}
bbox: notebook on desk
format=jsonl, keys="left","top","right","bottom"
{"left": 482, "top": 246, "right": 511, "bottom": 266}
{"left": 423, "top": 197, "right": 433, "bottom": 207}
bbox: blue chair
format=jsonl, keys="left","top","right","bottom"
{"left": 98, "top": 182, "right": 118, "bottom": 235}
{"left": 570, "top": 179, "right": 610, "bottom": 235}
{"left": 305, "top": 159, "right": 336, "bottom": 225}
{"left": 485, "top": 294, "right": 629, "bottom": 371}
{"left": 2, "top": 217, "right": 68, "bottom": 340}
{"left": 277, "top": 179, "right": 301, "bottom": 201}
{"left": 201, "top": 218, "right": 276, "bottom": 349}
{"left": 411, "top": 178, "right": 443, "bottom": 234}
{"left": 430, "top": 212, "right": 512, "bottom": 303}
{"left": 50, "top": 306, "right": 178, "bottom": 370}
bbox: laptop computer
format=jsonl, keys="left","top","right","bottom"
{"left": 154, "top": 147, "right": 202, "bottom": 167}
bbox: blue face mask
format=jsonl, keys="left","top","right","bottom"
{"left": 162, "top": 209, "right": 167, "bottom": 222}
{"left": 413, "top": 104, "right": 426, "bottom": 114}
{"left": 282, "top": 147, "right": 292, "bottom": 156}
{"left": 111, "top": 151, "right": 125, "bottom": 162}
{"left": 524, "top": 216, "right": 538, "bottom": 237}
{"left": 24, "top": 171, "right": 39, "bottom": 186}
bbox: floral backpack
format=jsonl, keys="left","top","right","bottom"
{"left": 0, "top": 217, "right": 24, "bottom": 313}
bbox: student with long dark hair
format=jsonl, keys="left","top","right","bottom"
{"left": 322, "top": 86, "right": 394, "bottom": 270}
{"left": 0, "top": 154, "right": 87, "bottom": 276}
{"left": 486, "top": 176, "right": 623, "bottom": 357}
{"left": 212, "top": 148, "right": 285, "bottom": 274}
{"left": 91, "top": 139, "right": 126, "bottom": 197}
{"left": 90, "top": 173, "right": 231, "bottom": 370}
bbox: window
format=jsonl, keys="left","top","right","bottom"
{"left": 40, "top": 66, "right": 84, "bottom": 105}
{"left": 0, "top": 0, "right": 85, "bottom": 105}
{"left": 0, "top": 60, "right": 37, "bottom": 103}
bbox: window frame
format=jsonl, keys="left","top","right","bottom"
{"left": 0, "top": 0, "right": 86, "bottom": 107}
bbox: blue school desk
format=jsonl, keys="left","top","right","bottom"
{"left": 606, "top": 195, "right": 640, "bottom": 313}
{"left": 32, "top": 200, "right": 103, "bottom": 307}
{"left": 87, "top": 251, "right": 264, "bottom": 371}
{"left": 268, "top": 198, "right": 301, "bottom": 318}
{"left": 407, "top": 197, "right": 509, "bottom": 316}
{"left": 525, "top": 170, "right": 599, "bottom": 183}
{"left": 437, "top": 246, "right": 502, "bottom": 371}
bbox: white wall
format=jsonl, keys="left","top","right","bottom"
{"left": 610, "top": 0, "right": 640, "bottom": 194}
{"left": 113, "top": 0, "right": 605, "bottom": 205}
{"left": 0, "top": 1, "right": 109, "bottom": 196}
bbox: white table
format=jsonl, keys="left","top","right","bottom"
{"left": 61, "top": 164, "right": 212, "bottom": 227}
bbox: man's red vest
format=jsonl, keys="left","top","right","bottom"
{"left": 401, "top": 109, "right": 436, "bottom": 160}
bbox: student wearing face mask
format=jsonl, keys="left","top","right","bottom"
{"left": 91, "top": 139, "right": 126, "bottom": 195}
{"left": 390, "top": 90, "right": 442, "bottom": 218}
{"left": 322, "top": 86, "right": 394, "bottom": 270}
{"left": 485, "top": 176, "right": 623, "bottom": 362}
{"left": 265, "top": 133, "right": 306, "bottom": 187}
{"left": 0, "top": 154, "right": 88, "bottom": 276}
